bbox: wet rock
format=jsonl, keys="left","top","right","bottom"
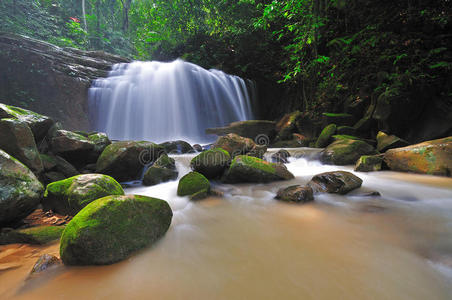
{"left": 308, "top": 171, "right": 363, "bottom": 194}
{"left": 275, "top": 185, "right": 314, "bottom": 203}
{"left": 206, "top": 120, "right": 276, "bottom": 141}
{"left": 159, "top": 140, "right": 194, "bottom": 154}
{"left": 51, "top": 130, "right": 95, "bottom": 165}
{"left": 213, "top": 133, "right": 256, "bottom": 157}
{"left": 96, "top": 141, "right": 164, "bottom": 182}
{"left": 320, "top": 138, "right": 376, "bottom": 165}
{"left": 40, "top": 154, "right": 79, "bottom": 178}
{"left": 0, "top": 103, "right": 54, "bottom": 142}
{"left": 87, "top": 132, "right": 111, "bottom": 157}
{"left": 270, "top": 134, "right": 311, "bottom": 148}
{"left": 189, "top": 188, "right": 209, "bottom": 201}
{"left": 192, "top": 144, "right": 203, "bottom": 152}
{"left": 332, "top": 135, "right": 376, "bottom": 147}
{"left": 384, "top": 137, "right": 452, "bottom": 176}
{"left": 376, "top": 131, "right": 409, "bottom": 152}
{"left": 0, "top": 149, "right": 44, "bottom": 226}
{"left": 0, "top": 118, "right": 43, "bottom": 173}
{"left": 60, "top": 194, "right": 172, "bottom": 265}
{"left": 354, "top": 155, "right": 384, "bottom": 172}
{"left": 42, "top": 171, "right": 66, "bottom": 184}
{"left": 315, "top": 124, "right": 337, "bottom": 148}
{"left": 190, "top": 148, "right": 231, "bottom": 179}
{"left": 0, "top": 226, "right": 64, "bottom": 245}
{"left": 143, "top": 154, "right": 178, "bottom": 186}
{"left": 29, "top": 254, "right": 62, "bottom": 277}
{"left": 276, "top": 111, "right": 302, "bottom": 140}
{"left": 271, "top": 149, "right": 291, "bottom": 163}
{"left": 222, "top": 155, "right": 294, "bottom": 183}
{"left": 177, "top": 172, "right": 211, "bottom": 196}
{"left": 246, "top": 144, "right": 267, "bottom": 159}
{"left": 42, "top": 174, "right": 124, "bottom": 216}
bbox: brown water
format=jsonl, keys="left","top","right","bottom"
{"left": 2, "top": 151, "right": 452, "bottom": 300}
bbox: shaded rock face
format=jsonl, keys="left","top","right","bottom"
{"left": 143, "top": 154, "right": 178, "bottom": 186}
{"left": 276, "top": 111, "right": 302, "bottom": 140}
{"left": 0, "top": 149, "right": 44, "bottom": 226}
{"left": 60, "top": 195, "right": 172, "bottom": 265}
{"left": 51, "top": 130, "right": 95, "bottom": 165}
{"left": 320, "top": 139, "right": 376, "bottom": 165}
{"left": 190, "top": 148, "right": 231, "bottom": 179}
{"left": 354, "top": 155, "right": 384, "bottom": 172}
{"left": 376, "top": 131, "right": 409, "bottom": 152}
{"left": 308, "top": 171, "right": 363, "bottom": 194}
{"left": 275, "top": 185, "right": 314, "bottom": 203}
{"left": 0, "top": 118, "right": 43, "bottom": 173}
{"left": 159, "top": 140, "right": 194, "bottom": 154}
{"left": 0, "top": 33, "right": 129, "bottom": 131}
{"left": 384, "top": 137, "right": 452, "bottom": 177}
{"left": 222, "top": 155, "right": 294, "bottom": 183}
{"left": 42, "top": 174, "right": 125, "bottom": 216}
{"left": 206, "top": 120, "right": 276, "bottom": 141}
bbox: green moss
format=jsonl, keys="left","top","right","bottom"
{"left": 177, "top": 172, "right": 210, "bottom": 196}
{"left": 60, "top": 194, "right": 172, "bottom": 265}
{"left": 316, "top": 124, "right": 337, "bottom": 148}
{"left": 322, "top": 113, "right": 353, "bottom": 118}
{"left": 321, "top": 139, "right": 376, "bottom": 165}
{"left": 354, "top": 155, "right": 383, "bottom": 172}
{"left": 332, "top": 134, "right": 361, "bottom": 140}
{"left": 0, "top": 226, "right": 64, "bottom": 245}
{"left": 143, "top": 166, "right": 178, "bottom": 186}
{"left": 154, "top": 153, "right": 176, "bottom": 169}
{"left": 190, "top": 148, "right": 230, "bottom": 178}
{"left": 189, "top": 188, "right": 209, "bottom": 201}
{"left": 230, "top": 155, "right": 276, "bottom": 174}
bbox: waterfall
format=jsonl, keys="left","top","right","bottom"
{"left": 88, "top": 60, "right": 254, "bottom": 143}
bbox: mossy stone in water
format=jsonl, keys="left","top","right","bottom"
{"left": 315, "top": 124, "right": 337, "bottom": 148}
{"left": 190, "top": 148, "right": 231, "bottom": 179}
{"left": 177, "top": 172, "right": 210, "bottom": 196}
{"left": 143, "top": 154, "right": 178, "bottom": 186}
{"left": 320, "top": 138, "right": 376, "bottom": 165}
{"left": 354, "top": 155, "right": 383, "bottom": 172}
{"left": 43, "top": 174, "right": 124, "bottom": 216}
{"left": 0, "top": 226, "right": 64, "bottom": 245}
{"left": 60, "top": 195, "right": 172, "bottom": 265}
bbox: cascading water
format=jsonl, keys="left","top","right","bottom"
{"left": 88, "top": 59, "right": 254, "bottom": 143}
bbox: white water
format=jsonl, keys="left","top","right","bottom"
{"left": 88, "top": 60, "right": 254, "bottom": 143}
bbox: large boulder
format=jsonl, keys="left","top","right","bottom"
{"left": 96, "top": 141, "right": 164, "bottom": 182}
{"left": 0, "top": 149, "right": 44, "bottom": 226}
{"left": 276, "top": 111, "right": 302, "bottom": 140}
{"left": 315, "top": 123, "right": 337, "bottom": 148}
{"left": 222, "top": 155, "right": 294, "bottom": 183}
{"left": 0, "top": 103, "right": 54, "bottom": 142}
{"left": 354, "top": 155, "right": 384, "bottom": 172}
{"left": 88, "top": 132, "right": 111, "bottom": 156}
{"left": 177, "top": 172, "right": 210, "bottom": 197}
{"left": 159, "top": 140, "right": 194, "bottom": 154}
{"left": 40, "top": 154, "right": 79, "bottom": 178}
{"left": 190, "top": 148, "right": 231, "bottom": 179}
{"left": 143, "top": 154, "right": 178, "bottom": 186}
{"left": 384, "top": 137, "right": 452, "bottom": 176}
{"left": 51, "top": 130, "right": 95, "bottom": 165}
{"left": 271, "top": 149, "right": 291, "bottom": 164}
{"left": 275, "top": 185, "right": 314, "bottom": 203}
{"left": 320, "top": 139, "right": 376, "bottom": 165}
{"left": 0, "top": 118, "right": 43, "bottom": 173}
{"left": 206, "top": 120, "right": 276, "bottom": 141}
{"left": 213, "top": 133, "right": 256, "bottom": 157}
{"left": 308, "top": 171, "right": 363, "bottom": 194}
{"left": 42, "top": 174, "right": 124, "bottom": 216}
{"left": 376, "top": 131, "right": 409, "bottom": 152}
{"left": 60, "top": 195, "right": 172, "bottom": 265}
{"left": 0, "top": 226, "right": 64, "bottom": 245}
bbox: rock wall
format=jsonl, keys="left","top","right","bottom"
{"left": 0, "top": 33, "right": 129, "bottom": 131}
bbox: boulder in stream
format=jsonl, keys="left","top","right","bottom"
{"left": 190, "top": 148, "right": 231, "bottom": 179}
{"left": 315, "top": 123, "right": 337, "bottom": 148}
{"left": 275, "top": 185, "right": 314, "bottom": 203}
{"left": 271, "top": 149, "right": 291, "bottom": 164}
{"left": 60, "top": 194, "right": 172, "bottom": 265}
{"left": 29, "top": 254, "right": 62, "bottom": 277}
{"left": 143, "top": 154, "right": 178, "bottom": 186}
{"left": 320, "top": 138, "right": 376, "bottom": 165}
{"left": 206, "top": 120, "right": 276, "bottom": 141}
{"left": 308, "top": 171, "right": 363, "bottom": 194}
{"left": 376, "top": 131, "right": 409, "bottom": 152}
{"left": 159, "top": 140, "right": 194, "bottom": 154}
{"left": 177, "top": 172, "right": 211, "bottom": 197}
{"left": 213, "top": 133, "right": 256, "bottom": 157}
{"left": 354, "top": 155, "right": 384, "bottom": 172}
{"left": 0, "top": 225, "right": 64, "bottom": 245}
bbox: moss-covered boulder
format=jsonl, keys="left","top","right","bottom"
{"left": 206, "top": 120, "right": 276, "bottom": 141}
{"left": 384, "top": 137, "right": 452, "bottom": 176}
{"left": 60, "top": 195, "right": 172, "bottom": 265}
{"left": 0, "top": 103, "right": 54, "bottom": 142}
{"left": 177, "top": 172, "right": 210, "bottom": 196}
{"left": 88, "top": 132, "right": 111, "bottom": 155}
{"left": 308, "top": 171, "right": 363, "bottom": 194}
{"left": 354, "top": 155, "right": 384, "bottom": 172}
{"left": 0, "top": 118, "right": 43, "bottom": 173}
{"left": 276, "top": 111, "right": 302, "bottom": 140}
{"left": 43, "top": 174, "right": 124, "bottom": 216}
{"left": 275, "top": 185, "right": 314, "bottom": 203}
{"left": 96, "top": 141, "right": 164, "bottom": 182}
{"left": 40, "top": 154, "right": 79, "bottom": 178}
{"left": 159, "top": 140, "right": 194, "bottom": 154}
{"left": 0, "top": 149, "right": 43, "bottom": 226}
{"left": 189, "top": 188, "right": 209, "bottom": 201}
{"left": 0, "top": 226, "right": 64, "bottom": 245}
{"left": 51, "top": 130, "right": 95, "bottom": 164}
{"left": 376, "top": 131, "right": 409, "bottom": 152}
{"left": 315, "top": 124, "right": 337, "bottom": 148}
{"left": 246, "top": 144, "right": 268, "bottom": 159}
{"left": 213, "top": 133, "right": 256, "bottom": 157}
{"left": 143, "top": 154, "right": 178, "bottom": 186}
{"left": 320, "top": 138, "right": 376, "bottom": 165}
{"left": 190, "top": 148, "right": 231, "bottom": 179}
{"left": 222, "top": 155, "right": 294, "bottom": 183}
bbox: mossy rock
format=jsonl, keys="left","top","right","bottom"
{"left": 60, "top": 194, "right": 173, "bottom": 265}
{"left": 308, "top": 171, "right": 363, "bottom": 194}
{"left": 384, "top": 137, "right": 452, "bottom": 176}
{"left": 275, "top": 185, "right": 314, "bottom": 203}
{"left": 88, "top": 132, "right": 111, "bottom": 154}
{"left": 354, "top": 155, "right": 384, "bottom": 172}
{"left": 39, "top": 154, "right": 79, "bottom": 178}
{"left": 276, "top": 111, "right": 302, "bottom": 140}
{"left": 376, "top": 131, "right": 409, "bottom": 152}
{"left": 153, "top": 153, "right": 176, "bottom": 169}
{"left": 189, "top": 188, "right": 209, "bottom": 201}
{"left": 322, "top": 113, "right": 354, "bottom": 127}
{"left": 143, "top": 154, "right": 178, "bottom": 186}
{"left": 206, "top": 120, "right": 276, "bottom": 141}
{"left": 159, "top": 140, "right": 194, "bottom": 154}
{"left": 96, "top": 141, "right": 164, "bottom": 182}
{"left": 222, "top": 155, "right": 294, "bottom": 183}
{"left": 0, "top": 149, "right": 43, "bottom": 226}
{"left": 320, "top": 139, "right": 376, "bottom": 165}
{"left": 0, "top": 226, "right": 64, "bottom": 245}
{"left": 190, "top": 148, "right": 231, "bottom": 179}
{"left": 43, "top": 174, "right": 124, "bottom": 216}
{"left": 315, "top": 124, "right": 337, "bottom": 148}
{"left": 212, "top": 133, "right": 256, "bottom": 157}
{"left": 51, "top": 130, "right": 95, "bottom": 154}
{"left": 332, "top": 135, "right": 376, "bottom": 146}
{"left": 177, "top": 172, "right": 210, "bottom": 196}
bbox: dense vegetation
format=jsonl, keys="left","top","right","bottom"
{"left": 1, "top": 0, "right": 451, "bottom": 123}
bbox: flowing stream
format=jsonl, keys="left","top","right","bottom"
{"left": 88, "top": 60, "right": 254, "bottom": 143}
{"left": 2, "top": 149, "right": 452, "bottom": 299}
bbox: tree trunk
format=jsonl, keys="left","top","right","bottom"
{"left": 82, "top": 0, "right": 88, "bottom": 32}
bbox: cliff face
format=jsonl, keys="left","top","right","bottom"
{"left": 0, "top": 33, "right": 129, "bottom": 131}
